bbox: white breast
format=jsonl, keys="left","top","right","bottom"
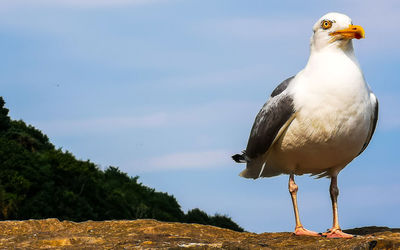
{"left": 266, "top": 50, "right": 373, "bottom": 176}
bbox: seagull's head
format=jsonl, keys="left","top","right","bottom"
{"left": 311, "top": 12, "right": 365, "bottom": 52}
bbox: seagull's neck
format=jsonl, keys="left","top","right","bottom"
{"left": 298, "top": 39, "right": 365, "bottom": 92}
{"left": 305, "top": 41, "right": 360, "bottom": 73}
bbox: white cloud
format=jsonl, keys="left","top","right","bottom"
{"left": 138, "top": 149, "right": 232, "bottom": 171}
{"left": 0, "top": 0, "right": 172, "bottom": 8}
{"left": 196, "top": 7, "right": 400, "bottom": 54}
{"left": 198, "top": 17, "right": 311, "bottom": 42}
{"left": 32, "top": 100, "right": 258, "bottom": 136}
{"left": 32, "top": 113, "right": 168, "bottom": 135}
{"left": 163, "top": 63, "right": 290, "bottom": 88}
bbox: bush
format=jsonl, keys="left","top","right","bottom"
{"left": 0, "top": 97, "right": 244, "bottom": 232}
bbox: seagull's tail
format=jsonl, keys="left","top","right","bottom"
{"left": 232, "top": 150, "right": 249, "bottom": 163}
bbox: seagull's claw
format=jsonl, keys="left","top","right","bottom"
{"left": 293, "top": 226, "right": 321, "bottom": 237}
{"left": 322, "top": 228, "right": 353, "bottom": 239}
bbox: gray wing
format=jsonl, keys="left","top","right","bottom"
{"left": 245, "top": 77, "right": 295, "bottom": 159}
{"left": 270, "top": 76, "right": 294, "bottom": 97}
{"left": 357, "top": 93, "right": 379, "bottom": 156}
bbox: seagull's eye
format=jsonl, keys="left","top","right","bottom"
{"left": 321, "top": 20, "right": 333, "bottom": 30}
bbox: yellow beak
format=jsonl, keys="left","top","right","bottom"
{"left": 329, "top": 24, "right": 365, "bottom": 39}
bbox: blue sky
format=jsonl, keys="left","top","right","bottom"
{"left": 1, "top": 0, "right": 400, "bottom": 233}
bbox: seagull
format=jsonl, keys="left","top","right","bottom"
{"left": 232, "top": 12, "right": 378, "bottom": 238}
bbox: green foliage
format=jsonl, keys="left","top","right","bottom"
{"left": 0, "top": 97, "right": 11, "bottom": 132}
{"left": 185, "top": 208, "right": 211, "bottom": 225}
{"left": 0, "top": 97, "right": 244, "bottom": 232}
{"left": 185, "top": 208, "right": 244, "bottom": 232}
{"left": 209, "top": 214, "right": 244, "bottom": 232}
{"left": 6, "top": 120, "right": 53, "bottom": 152}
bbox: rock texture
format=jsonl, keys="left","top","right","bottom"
{"left": 0, "top": 219, "right": 399, "bottom": 249}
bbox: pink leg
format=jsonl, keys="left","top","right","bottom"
{"left": 323, "top": 176, "right": 353, "bottom": 239}
{"left": 289, "top": 174, "right": 320, "bottom": 237}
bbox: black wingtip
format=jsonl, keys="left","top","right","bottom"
{"left": 232, "top": 153, "right": 246, "bottom": 163}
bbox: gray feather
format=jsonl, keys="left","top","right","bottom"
{"left": 245, "top": 77, "right": 295, "bottom": 159}
{"left": 271, "top": 76, "right": 294, "bottom": 97}
{"left": 357, "top": 96, "right": 378, "bottom": 156}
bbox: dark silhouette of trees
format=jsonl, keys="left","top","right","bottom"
{"left": 0, "top": 97, "right": 244, "bottom": 232}
{"left": 0, "top": 97, "right": 10, "bottom": 132}
{"left": 185, "top": 208, "right": 244, "bottom": 232}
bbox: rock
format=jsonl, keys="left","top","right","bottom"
{"left": 0, "top": 219, "right": 399, "bottom": 249}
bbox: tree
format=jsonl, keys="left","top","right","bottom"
{"left": 0, "top": 96, "right": 245, "bottom": 232}
{"left": 0, "top": 97, "right": 10, "bottom": 132}
{"left": 210, "top": 214, "right": 244, "bottom": 232}
{"left": 185, "top": 208, "right": 211, "bottom": 225}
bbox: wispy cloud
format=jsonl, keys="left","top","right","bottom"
{"left": 198, "top": 17, "right": 311, "bottom": 42}
{"left": 32, "top": 113, "right": 168, "bottom": 135}
{"left": 137, "top": 149, "right": 232, "bottom": 171}
{"left": 161, "top": 63, "right": 291, "bottom": 88}
{"left": 32, "top": 100, "right": 258, "bottom": 136}
{"left": 196, "top": 7, "right": 400, "bottom": 54}
{"left": 0, "top": 0, "right": 172, "bottom": 8}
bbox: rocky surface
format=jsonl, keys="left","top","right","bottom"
{"left": 0, "top": 219, "right": 399, "bottom": 249}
